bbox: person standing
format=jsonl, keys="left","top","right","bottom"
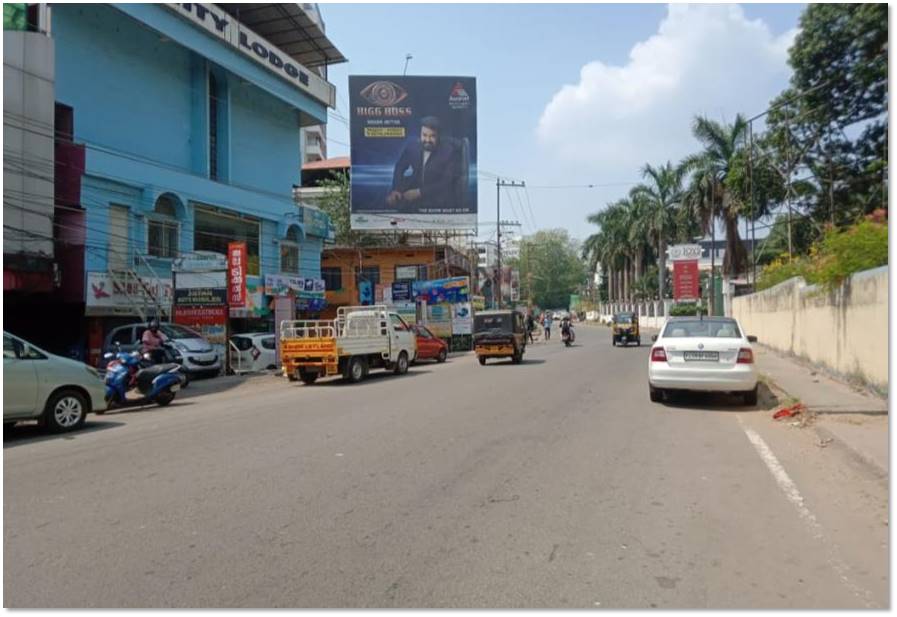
{"left": 525, "top": 313, "right": 535, "bottom": 344}
{"left": 542, "top": 313, "right": 552, "bottom": 341}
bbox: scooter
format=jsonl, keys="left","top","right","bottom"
{"left": 561, "top": 325, "right": 575, "bottom": 347}
{"left": 99, "top": 346, "right": 184, "bottom": 412}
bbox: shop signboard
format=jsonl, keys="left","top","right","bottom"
{"left": 349, "top": 75, "right": 478, "bottom": 231}
{"left": 174, "top": 286, "right": 227, "bottom": 306}
{"left": 668, "top": 244, "right": 701, "bottom": 301}
{"left": 304, "top": 207, "right": 333, "bottom": 240}
{"left": 392, "top": 280, "right": 413, "bottom": 302}
{"left": 228, "top": 242, "right": 247, "bottom": 307}
{"left": 452, "top": 302, "right": 473, "bottom": 335}
{"left": 173, "top": 305, "right": 227, "bottom": 361}
{"left": 172, "top": 251, "right": 227, "bottom": 273}
{"left": 413, "top": 276, "right": 470, "bottom": 304}
{"left": 264, "top": 274, "right": 326, "bottom": 298}
{"left": 85, "top": 272, "right": 173, "bottom": 315}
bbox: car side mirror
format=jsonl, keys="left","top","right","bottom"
{"left": 651, "top": 334, "right": 658, "bottom": 342}
{"left": 747, "top": 335, "right": 758, "bottom": 343}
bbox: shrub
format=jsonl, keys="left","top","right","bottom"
{"left": 756, "top": 255, "right": 811, "bottom": 291}
{"left": 669, "top": 302, "right": 707, "bottom": 316}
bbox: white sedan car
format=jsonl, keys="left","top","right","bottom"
{"left": 648, "top": 317, "right": 759, "bottom": 405}
{"left": 4, "top": 331, "right": 107, "bottom": 432}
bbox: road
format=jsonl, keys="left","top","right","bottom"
{"left": 4, "top": 325, "right": 888, "bottom": 608}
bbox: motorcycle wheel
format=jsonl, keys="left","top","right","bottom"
{"left": 155, "top": 390, "right": 176, "bottom": 406}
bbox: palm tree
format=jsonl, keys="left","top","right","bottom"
{"left": 631, "top": 162, "right": 686, "bottom": 300}
{"left": 681, "top": 114, "right": 750, "bottom": 276}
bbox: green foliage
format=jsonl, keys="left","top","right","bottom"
{"left": 514, "top": 229, "right": 587, "bottom": 309}
{"left": 315, "top": 170, "right": 385, "bottom": 247}
{"left": 669, "top": 303, "right": 707, "bottom": 317}
{"left": 756, "top": 220, "right": 888, "bottom": 291}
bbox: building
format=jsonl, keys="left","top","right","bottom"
{"left": 320, "top": 245, "right": 473, "bottom": 317}
{"left": 298, "top": 4, "right": 327, "bottom": 165}
{"left": 294, "top": 156, "right": 350, "bottom": 207}
{"left": 3, "top": 3, "right": 346, "bottom": 362}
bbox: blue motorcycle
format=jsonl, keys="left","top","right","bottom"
{"left": 99, "top": 346, "right": 184, "bottom": 412}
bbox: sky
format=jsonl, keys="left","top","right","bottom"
{"left": 318, "top": 3, "right": 807, "bottom": 242}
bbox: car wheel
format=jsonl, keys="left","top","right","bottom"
{"left": 346, "top": 357, "right": 366, "bottom": 383}
{"left": 649, "top": 385, "right": 663, "bottom": 403}
{"left": 44, "top": 389, "right": 88, "bottom": 433}
{"left": 394, "top": 352, "right": 409, "bottom": 375}
{"left": 612, "top": 338, "right": 617, "bottom": 347}
{"left": 478, "top": 356, "right": 487, "bottom": 366}
{"left": 287, "top": 370, "right": 299, "bottom": 382}
{"left": 743, "top": 385, "right": 759, "bottom": 406}
{"left": 437, "top": 348, "right": 447, "bottom": 363}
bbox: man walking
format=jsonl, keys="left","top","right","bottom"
{"left": 542, "top": 313, "right": 552, "bottom": 341}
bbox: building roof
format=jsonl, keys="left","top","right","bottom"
{"left": 302, "top": 156, "right": 350, "bottom": 171}
{"left": 217, "top": 4, "right": 347, "bottom": 68}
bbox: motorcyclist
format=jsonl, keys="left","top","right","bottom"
{"left": 141, "top": 318, "right": 168, "bottom": 364}
{"left": 561, "top": 316, "right": 574, "bottom": 343}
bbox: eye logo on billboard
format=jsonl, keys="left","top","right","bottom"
{"left": 361, "top": 81, "right": 409, "bottom": 107}
{"left": 449, "top": 82, "right": 471, "bottom": 109}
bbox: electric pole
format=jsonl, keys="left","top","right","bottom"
{"left": 495, "top": 179, "right": 525, "bottom": 309}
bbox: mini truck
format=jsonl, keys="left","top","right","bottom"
{"left": 280, "top": 305, "right": 417, "bottom": 384}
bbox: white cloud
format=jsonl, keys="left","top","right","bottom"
{"left": 537, "top": 4, "right": 797, "bottom": 179}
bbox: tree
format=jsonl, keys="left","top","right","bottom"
{"left": 631, "top": 161, "right": 686, "bottom": 299}
{"left": 313, "top": 170, "right": 384, "bottom": 247}
{"left": 513, "top": 229, "right": 586, "bottom": 309}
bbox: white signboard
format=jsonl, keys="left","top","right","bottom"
{"left": 667, "top": 244, "right": 703, "bottom": 261}
{"left": 452, "top": 303, "right": 473, "bottom": 335}
{"left": 167, "top": 3, "right": 335, "bottom": 108}
{"left": 85, "top": 272, "right": 173, "bottom": 313}
{"left": 172, "top": 251, "right": 227, "bottom": 273}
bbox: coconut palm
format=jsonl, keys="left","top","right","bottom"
{"left": 681, "top": 114, "right": 750, "bottom": 276}
{"left": 630, "top": 162, "right": 686, "bottom": 300}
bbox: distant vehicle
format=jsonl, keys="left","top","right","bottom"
{"left": 473, "top": 309, "right": 526, "bottom": 365}
{"left": 103, "top": 322, "right": 221, "bottom": 377}
{"left": 648, "top": 317, "right": 759, "bottom": 405}
{"left": 612, "top": 312, "right": 640, "bottom": 346}
{"left": 411, "top": 325, "right": 448, "bottom": 364}
{"left": 230, "top": 332, "right": 277, "bottom": 372}
{"left": 280, "top": 305, "right": 417, "bottom": 384}
{"left": 4, "top": 331, "right": 106, "bottom": 432}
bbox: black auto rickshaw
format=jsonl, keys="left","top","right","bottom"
{"left": 612, "top": 311, "right": 640, "bottom": 346}
{"left": 473, "top": 310, "right": 526, "bottom": 365}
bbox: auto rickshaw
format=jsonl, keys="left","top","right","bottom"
{"left": 473, "top": 309, "right": 526, "bottom": 365}
{"left": 612, "top": 311, "right": 640, "bottom": 346}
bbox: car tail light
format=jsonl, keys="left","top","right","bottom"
{"left": 737, "top": 348, "right": 754, "bottom": 364}
{"left": 651, "top": 347, "right": 667, "bottom": 362}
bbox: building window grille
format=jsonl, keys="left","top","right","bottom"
{"left": 148, "top": 195, "right": 179, "bottom": 259}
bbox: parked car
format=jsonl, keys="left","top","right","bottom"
{"left": 4, "top": 331, "right": 106, "bottom": 432}
{"left": 648, "top": 317, "right": 759, "bottom": 405}
{"left": 102, "top": 322, "right": 221, "bottom": 377}
{"left": 411, "top": 325, "right": 448, "bottom": 364}
{"left": 230, "top": 332, "right": 277, "bottom": 372}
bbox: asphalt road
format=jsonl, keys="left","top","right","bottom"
{"left": 4, "top": 325, "right": 888, "bottom": 608}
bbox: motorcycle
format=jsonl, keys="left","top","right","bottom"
{"left": 561, "top": 323, "right": 575, "bottom": 347}
{"left": 99, "top": 345, "right": 184, "bottom": 412}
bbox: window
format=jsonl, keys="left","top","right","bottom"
{"left": 209, "top": 72, "right": 218, "bottom": 180}
{"left": 280, "top": 226, "right": 300, "bottom": 274}
{"left": 389, "top": 314, "right": 408, "bottom": 332}
{"left": 148, "top": 195, "right": 179, "bottom": 259}
{"left": 193, "top": 206, "right": 260, "bottom": 275}
{"left": 322, "top": 267, "right": 342, "bottom": 291}
{"left": 260, "top": 336, "right": 276, "bottom": 350}
{"left": 355, "top": 266, "right": 380, "bottom": 288}
{"left": 110, "top": 327, "right": 135, "bottom": 347}
{"left": 4, "top": 334, "right": 18, "bottom": 359}
{"left": 160, "top": 324, "right": 202, "bottom": 339}
{"left": 663, "top": 320, "right": 741, "bottom": 339}
{"left": 395, "top": 264, "right": 427, "bottom": 281}
{"left": 231, "top": 336, "right": 252, "bottom": 352}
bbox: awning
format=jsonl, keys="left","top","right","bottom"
{"left": 217, "top": 4, "right": 347, "bottom": 69}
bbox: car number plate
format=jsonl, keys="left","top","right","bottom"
{"left": 683, "top": 351, "right": 719, "bottom": 361}
{"left": 170, "top": 384, "right": 181, "bottom": 392}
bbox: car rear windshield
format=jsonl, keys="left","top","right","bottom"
{"left": 663, "top": 320, "right": 741, "bottom": 338}
{"left": 474, "top": 314, "right": 510, "bottom": 332}
{"left": 615, "top": 314, "right": 634, "bottom": 324}
{"left": 161, "top": 325, "right": 201, "bottom": 339}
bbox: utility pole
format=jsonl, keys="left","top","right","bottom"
{"left": 495, "top": 179, "right": 525, "bottom": 309}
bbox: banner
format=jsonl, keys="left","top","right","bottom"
{"left": 413, "top": 276, "right": 470, "bottom": 304}
{"left": 228, "top": 242, "right": 247, "bottom": 308}
{"left": 349, "top": 75, "right": 477, "bottom": 231}
{"left": 264, "top": 274, "right": 325, "bottom": 298}
{"left": 452, "top": 302, "right": 473, "bottom": 335}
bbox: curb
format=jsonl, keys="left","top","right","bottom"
{"left": 812, "top": 424, "right": 888, "bottom": 481}
{"left": 760, "top": 372, "right": 888, "bottom": 415}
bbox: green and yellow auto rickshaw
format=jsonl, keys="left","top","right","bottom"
{"left": 612, "top": 312, "right": 640, "bottom": 346}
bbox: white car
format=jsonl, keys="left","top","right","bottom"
{"left": 230, "top": 332, "right": 277, "bottom": 372}
{"left": 648, "top": 317, "right": 759, "bottom": 405}
{"left": 4, "top": 332, "right": 107, "bottom": 432}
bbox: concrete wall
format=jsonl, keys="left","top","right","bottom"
{"left": 732, "top": 266, "right": 888, "bottom": 392}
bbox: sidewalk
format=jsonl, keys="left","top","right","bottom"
{"left": 755, "top": 345, "right": 889, "bottom": 478}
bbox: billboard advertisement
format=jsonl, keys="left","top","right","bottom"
{"left": 668, "top": 244, "right": 702, "bottom": 301}
{"left": 349, "top": 75, "right": 477, "bottom": 231}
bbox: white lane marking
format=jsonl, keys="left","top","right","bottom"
{"left": 738, "top": 418, "right": 877, "bottom": 608}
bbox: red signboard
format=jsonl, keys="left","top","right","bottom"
{"left": 173, "top": 305, "right": 228, "bottom": 327}
{"left": 228, "top": 242, "right": 247, "bottom": 307}
{"left": 673, "top": 260, "right": 700, "bottom": 300}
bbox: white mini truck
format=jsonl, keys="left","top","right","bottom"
{"left": 280, "top": 305, "right": 417, "bottom": 384}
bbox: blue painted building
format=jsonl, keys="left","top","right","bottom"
{"left": 45, "top": 3, "right": 345, "bottom": 358}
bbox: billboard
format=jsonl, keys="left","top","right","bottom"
{"left": 349, "top": 75, "right": 477, "bottom": 231}
{"left": 668, "top": 244, "right": 702, "bottom": 301}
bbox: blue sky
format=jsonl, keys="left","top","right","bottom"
{"left": 319, "top": 3, "right": 806, "bottom": 241}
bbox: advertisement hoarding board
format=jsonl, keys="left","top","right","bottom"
{"left": 349, "top": 75, "right": 477, "bottom": 231}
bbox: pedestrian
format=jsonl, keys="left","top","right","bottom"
{"left": 543, "top": 313, "right": 552, "bottom": 341}
{"left": 525, "top": 313, "right": 535, "bottom": 344}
